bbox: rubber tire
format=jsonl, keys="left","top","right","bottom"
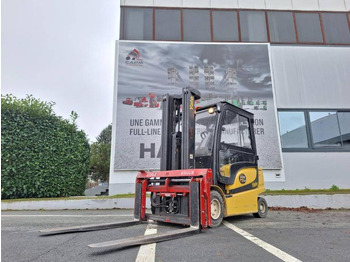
{"left": 210, "top": 191, "right": 225, "bottom": 227}
{"left": 253, "top": 197, "right": 268, "bottom": 218}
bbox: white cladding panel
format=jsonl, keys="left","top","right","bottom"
{"left": 238, "top": 0, "right": 266, "bottom": 9}
{"left": 266, "top": 0, "right": 293, "bottom": 10}
{"left": 182, "top": 0, "right": 211, "bottom": 8}
{"left": 270, "top": 46, "right": 350, "bottom": 109}
{"left": 266, "top": 152, "right": 350, "bottom": 190}
{"left": 124, "top": 0, "right": 153, "bottom": 6}
{"left": 154, "top": 0, "right": 183, "bottom": 7}
{"left": 211, "top": 0, "right": 238, "bottom": 8}
{"left": 318, "top": 0, "right": 346, "bottom": 11}
{"left": 291, "top": 0, "right": 320, "bottom": 10}
{"left": 346, "top": 0, "right": 350, "bottom": 10}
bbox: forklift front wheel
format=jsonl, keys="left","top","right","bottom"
{"left": 210, "top": 191, "right": 224, "bottom": 227}
{"left": 253, "top": 197, "right": 268, "bottom": 218}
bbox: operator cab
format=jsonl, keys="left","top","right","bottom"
{"left": 195, "top": 102, "right": 258, "bottom": 186}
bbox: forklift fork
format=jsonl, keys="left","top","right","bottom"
{"left": 40, "top": 168, "right": 211, "bottom": 250}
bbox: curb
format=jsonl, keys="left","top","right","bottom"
{"left": 2, "top": 194, "right": 350, "bottom": 211}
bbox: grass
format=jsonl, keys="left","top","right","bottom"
{"left": 262, "top": 189, "right": 350, "bottom": 195}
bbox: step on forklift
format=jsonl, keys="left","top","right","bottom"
{"left": 40, "top": 87, "right": 267, "bottom": 249}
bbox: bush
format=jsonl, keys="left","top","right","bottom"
{"left": 330, "top": 184, "right": 340, "bottom": 191}
{"left": 1, "top": 95, "right": 90, "bottom": 199}
{"left": 90, "top": 124, "right": 112, "bottom": 182}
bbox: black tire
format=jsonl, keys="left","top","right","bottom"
{"left": 253, "top": 197, "right": 268, "bottom": 218}
{"left": 210, "top": 191, "right": 225, "bottom": 227}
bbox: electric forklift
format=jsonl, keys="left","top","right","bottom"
{"left": 40, "top": 87, "right": 267, "bottom": 249}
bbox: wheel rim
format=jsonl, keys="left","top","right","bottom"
{"left": 211, "top": 199, "right": 221, "bottom": 220}
{"left": 259, "top": 202, "right": 266, "bottom": 213}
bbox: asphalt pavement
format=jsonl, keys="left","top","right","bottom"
{"left": 1, "top": 209, "right": 349, "bottom": 262}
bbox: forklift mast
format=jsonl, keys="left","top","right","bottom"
{"left": 160, "top": 87, "right": 201, "bottom": 171}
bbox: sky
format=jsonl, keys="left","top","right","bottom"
{"left": 2, "top": 0, "right": 120, "bottom": 142}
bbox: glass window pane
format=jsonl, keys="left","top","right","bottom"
{"left": 278, "top": 112, "right": 308, "bottom": 148}
{"left": 120, "top": 8, "right": 124, "bottom": 39}
{"left": 212, "top": 11, "right": 239, "bottom": 41}
{"left": 309, "top": 111, "right": 341, "bottom": 147}
{"left": 183, "top": 10, "right": 211, "bottom": 41}
{"left": 295, "top": 13, "right": 323, "bottom": 43}
{"left": 221, "top": 111, "right": 240, "bottom": 146}
{"left": 195, "top": 110, "right": 216, "bottom": 157}
{"left": 338, "top": 112, "right": 350, "bottom": 147}
{"left": 124, "top": 8, "right": 153, "bottom": 40}
{"left": 268, "top": 12, "right": 296, "bottom": 43}
{"left": 322, "top": 13, "right": 350, "bottom": 44}
{"left": 155, "top": 9, "right": 181, "bottom": 41}
{"left": 240, "top": 11, "right": 267, "bottom": 42}
{"left": 239, "top": 115, "right": 252, "bottom": 149}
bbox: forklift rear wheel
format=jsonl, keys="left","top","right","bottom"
{"left": 210, "top": 191, "right": 224, "bottom": 227}
{"left": 253, "top": 197, "right": 268, "bottom": 218}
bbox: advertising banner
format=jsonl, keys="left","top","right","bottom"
{"left": 114, "top": 41, "right": 282, "bottom": 170}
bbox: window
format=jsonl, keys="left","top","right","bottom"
{"left": 212, "top": 11, "right": 239, "bottom": 41}
{"left": 155, "top": 9, "right": 181, "bottom": 41}
{"left": 278, "top": 112, "right": 309, "bottom": 149}
{"left": 239, "top": 115, "right": 252, "bottom": 149}
{"left": 322, "top": 13, "right": 350, "bottom": 44}
{"left": 267, "top": 11, "right": 296, "bottom": 43}
{"left": 124, "top": 8, "right": 153, "bottom": 40}
{"left": 120, "top": 7, "right": 350, "bottom": 45}
{"left": 221, "top": 110, "right": 240, "bottom": 146}
{"left": 183, "top": 10, "right": 211, "bottom": 41}
{"left": 240, "top": 11, "right": 267, "bottom": 42}
{"left": 338, "top": 112, "right": 350, "bottom": 147}
{"left": 220, "top": 111, "right": 252, "bottom": 148}
{"left": 278, "top": 110, "right": 350, "bottom": 151}
{"left": 309, "top": 111, "right": 341, "bottom": 147}
{"left": 295, "top": 13, "right": 323, "bottom": 43}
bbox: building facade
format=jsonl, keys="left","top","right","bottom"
{"left": 110, "top": 0, "right": 350, "bottom": 194}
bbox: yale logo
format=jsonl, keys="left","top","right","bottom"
{"left": 239, "top": 174, "right": 246, "bottom": 184}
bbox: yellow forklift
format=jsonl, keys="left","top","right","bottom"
{"left": 41, "top": 87, "right": 267, "bottom": 249}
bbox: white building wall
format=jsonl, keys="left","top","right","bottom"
{"left": 270, "top": 46, "right": 350, "bottom": 109}
{"left": 110, "top": 2, "right": 350, "bottom": 195}
{"left": 267, "top": 153, "right": 350, "bottom": 190}
{"left": 266, "top": 45, "right": 350, "bottom": 190}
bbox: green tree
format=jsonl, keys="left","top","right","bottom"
{"left": 90, "top": 124, "right": 112, "bottom": 182}
{"left": 1, "top": 94, "right": 90, "bottom": 199}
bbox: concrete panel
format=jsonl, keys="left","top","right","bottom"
{"left": 109, "top": 170, "right": 139, "bottom": 195}
{"left": 2, "top": 195, "right": 349, "bottom": 210}
{"left": 238, "top": 0, "right": 266, "bottom": 9}
{"left": 154, "top": 0, "right": 183, "bottom": 7}
{"left": 264, "top": 194, "right": 350, "bottom": 209}
{"left": 270, "top": 45, "right": 350, "bottom": 109}
{"left": 266, "top": 152, "right": 350, "bottom": 190}
{"left": 1, "top": 198, "right": 151, "bottom": 210}
{"left": 124, "top": 0, "right": 154, "bottom": 6}
{"left": 266, "top": 0, "right": 293, "bottom": 10}
{"left": 211, "top": 0, "right": 238, "bottom": 9}
{"left": 292, "top": 0, "right": 319, "bottom": 10}
{"left": 318, "top": 0, "right": 346, "bottom": 11}
{"left": 183, "top": 0, "right": 211, "bottom": 8}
